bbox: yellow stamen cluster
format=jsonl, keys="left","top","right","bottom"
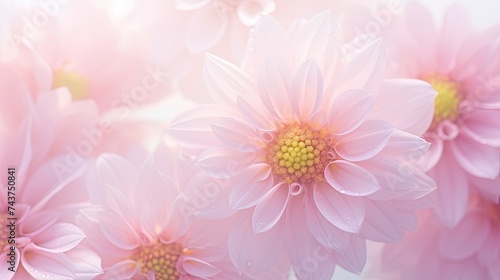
{"left": 134, "top": 242, "right": 183, "bottom": 280}
{"left": 428, "top": 77, "right": 461, "bottom": 124}
{"left": 52, "top": 70, "right": 89, "bottom": 100}
{"left": 269, "top": 123, "right": 329, "bottom": 183}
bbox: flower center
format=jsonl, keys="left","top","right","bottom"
{"left": 134, "top": 242, "right": 183, "bottom": 280}
{"left": 428, "top": 77, "right": 461, "bottom": 124}
{"left": 268, "top": 123, "right": 329, "bottom": 184}
{"left": 52, "top": 70, "right": 89, "bottom": 100}
{"left": 0, "top": 213, "right": 11, "bottom": 252}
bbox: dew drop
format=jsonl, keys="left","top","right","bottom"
{"left": 339, "top": 189, "right": 346, "bottom": 194}
{"left": 354, "top": 191, "right": 359, "bottom": 196}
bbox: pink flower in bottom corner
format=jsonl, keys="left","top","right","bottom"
{"left": 169, "top": 11, "right": 436, "bottom": 280}
{"left": 377, "top": 183, "right": 500, "bottom": 280}
{"left": 78, "top": 148, "right": 275, "bottom": 280}
{"left": 0, "top": 60, "right": 102, "bottom": 280}
{"left": 380, "top": 1, "right": 500, "bottom": 228}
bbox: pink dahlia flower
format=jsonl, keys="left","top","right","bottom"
{"left": 3, "top": 1, "right": 173, "bottom": 111}
{"left": 0, "top": 71, "right": 102, "bottom": 279}
{"left": 169, "top": 11, "right": 436, "bottom": 279}
{"left": 376, "top": 187, "right": 500, "bottom": 280}
{"left": 78, "top": 145, "right": 286, "bottom": 280}
{"left": 381, "top": 1, "right": 500, "bottom": 227}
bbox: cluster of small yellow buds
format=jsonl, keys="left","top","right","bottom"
{"left": 269, "top": 123, "right": 330, "bottom": 183}
{"left": 135, "top": 242, "right": 183, "bottom": 280}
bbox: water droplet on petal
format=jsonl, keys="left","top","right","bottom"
{"left": 339, "top": 189, "right": 346, "bottom": 194}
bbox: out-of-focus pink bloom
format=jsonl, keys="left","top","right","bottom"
{"left": 169, "top": 11, "right": 436, "bottom": 279}
{"left": 0, "top": 57, "right": 102, "bottom": 280}
{"left": 125, "top": 0, "right": 379, "bottom": 103}
{"left": 78, "top": 144, "right": 287, "bottom": 280}
{"left": 376, "top": 188, "right": 500, "bottom": 280}
{"left": 381, "top": 1, "right": 500, "bottom": 227}
{"left": 3, "top": 1, "right": 174, "bottom": 111}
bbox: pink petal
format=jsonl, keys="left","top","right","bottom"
{"left": 105, "top": 260, "right": 138, "bottom": 280}
{"left": 404, "top": 1, "right": 437, "bottom": 71}
{"left": 228, "top": 213, "right": 284, "bottom": 274}
{"left": 443, "top": 258, "right": 487, "bottom": 280}
{"left": 360, "top": 200, "right": 404, "bottom": 242}
{"left": 204, "top": 53, "right": 257, "bottom": 106}
{"left": 237, "top": 95, "right": 276, "bottom": 131}
{"left": 370, "top": 79, "right": 436, "bottom": 135}
{"left": 182, "top": 256, "right": 221, "bottom": 278}
{"left": 196, "top": 144, "right": 256, "bottom": 178}
{"left": 333, "top": 39, "right": 385, "bottom": 94}
{"left": 241, "top": 15, "right": 291, "bottom": 76}
{"left": 418, "top": 134, "right": 443, "bottom": 172}
{"left": 169, "top": 104, "right": 230, "bottom": 151}
{"left": 22, "top": 246, "right": 75, "bottom": 280}
{"left": 137, "top": 158, "right": 179, "bottom": 224}
{"left": 462, "top": 109, "right": 500, "bottom": 147}
{"left": 292, "top": 11, "right": 340, "bottom": 90}
{"left": 439, "top": 212, "right": 489, "bottom": 261}
{"left": 285, "top": 197, "right": 337, "bottom": 280}
{"left": 22, "top": 155, "right": 87, "bottom": 212}
{"left": 182, "top": 172, "right": 234, "bottom": 220}
{"left": 450, "top": 133, "right": 500, "bottom": 179}
{"left": 381, "top": 130, "right": 430, "bottom": 160}
{"left": 427, "top": 146, "right": 469, "bottom": 228}
{"left": 313, "top": 181, "right": 365, "bottom": 233}
{"left": 229, "top": 163, "right": 273, "bottom": 209}
{"left": 95, "top": 153, "right": 138, "bottom": 196}
{"left": 359, "top": 156, "right": 435, "bottom": 201}
{"left": 335, "top": 236, "right": 367, "bottom": 274}
{"left": 290, "top": 60, "right": 324, "bottom": 121}
{"left": 185, "top": 5, "right": 227, "bottom": 53}
{"left": 324, "top": 160, "right": 380, "bottom": 196}
{"left": 66, "top": 249, "right": 103, "bottom": 279}
{"left": 175, "top": 0, "right": 211, "bottom": 10}
{"left": 478, "top": 228, "right": 500, "bottom": 267}
{"left": 252, "top": 182, "right": 289, "bottom": 233}
{"left": 328, "top": 89, "right": 375, "bottom": 135}
{"left": 335, "top": 120, "right": 393, "bottom": 161}
{"left": 437, "top": 3, "right": 472, "bottom": 73}
{"left": 20, "top": 210, "right": 59, "bottom": 237}
{"left": 211, "top": 117, "right": 261, "bottom": 152}
{"left": 257, "top": 57, "right": 293, "bottom": 122}
{"left": 304, "top": 189, "right": 350, "bottom": 252}
{"left": 97, "top": 211, "right": 141, "bottom": 251}
{"left": 32, "top": 223, "right": 85, "bottom": 253}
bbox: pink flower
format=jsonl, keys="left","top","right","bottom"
{"left": 0, "top": 60, "right": 102, "bottom": 279}
{"left": 78, "top": 145, "right": 284, "bottom": 280}
{"left": 376, "top": 189, "right": 500, "bottom": 280}
{"left": 3, "top": 1, "right": 173, "bottom": 111}
{"left": 169, "top": 11, "right": 436, "bottom": 279}
{"left": 381, "top": 1, "right": 500, "bottom": 227}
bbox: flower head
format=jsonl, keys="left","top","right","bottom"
{"left": 377, "top": 188, "right": 500, "bottom": 280}
{"left": 79, "top": 144, "right": 278, "bottom": 280}
{"left": 382, "top": 1, "right": 500, "bottom": 227}
{"left": 170, "top": 11, "right": 436, "bottom": 279}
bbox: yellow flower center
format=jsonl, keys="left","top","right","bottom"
{"left": 134, "top": 242, "right": 183, "bottom": 280}
{"left": 268, "top": 123, "right": 329, "bottom": 184}
{"left": 52, "top": 70, "right": 89, "bottom": 100}
{"left": 428, "top": 77, "right": 461, "bottom": 124}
